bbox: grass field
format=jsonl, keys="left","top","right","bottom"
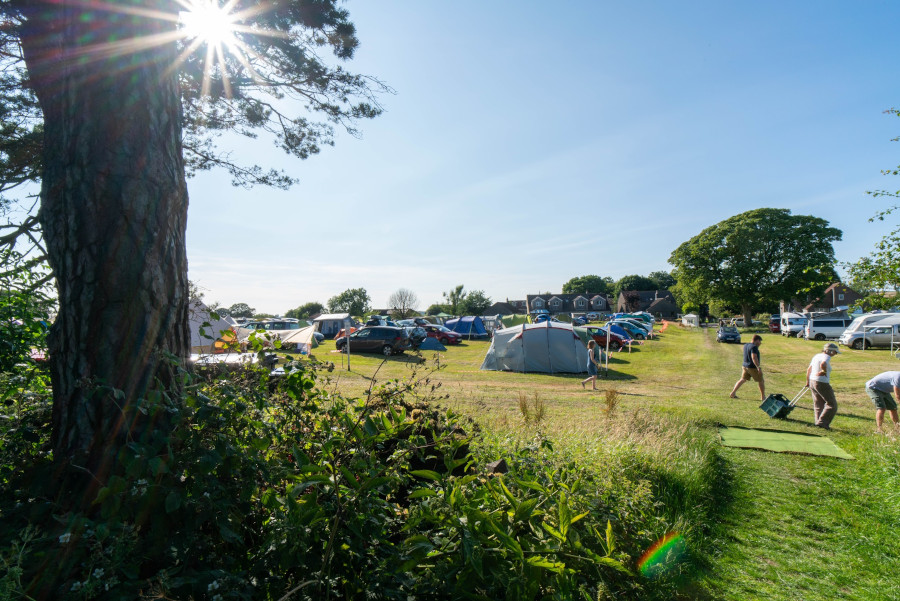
{"left": 299, "top": 325, "right": 900, "bottom": 600}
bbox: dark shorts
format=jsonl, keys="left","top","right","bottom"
{"left": 741, "top": 367, "right": 763, "bottom": 382}
{"left": 866, "top": 387, "right": 898, "bottom": 411}
{"left": 587, "top": 362, "right": 598, "bottom": 376}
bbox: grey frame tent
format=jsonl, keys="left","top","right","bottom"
{"left": 481, "top": 322, "right": 589, "bottom": 373}
{"left": 313, "top": 313, "right": 351, "bottom": 338}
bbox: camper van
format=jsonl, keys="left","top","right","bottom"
{"left": 838, "top": 313, "right": 900, "bottom": 337}
{"left": 839, "top": 314, "right": 900, "bottom": 349}
{"left": 780, "top": 312, "right": 808, "bottom": 337}
{"left": 803, "top": 316, "right": 855, "bottom": 341}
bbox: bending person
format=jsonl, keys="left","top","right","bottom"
{"left": 864, "top": 371, "right": 900, "bottom": 434}
{"left": 806, "top": 342, "right": 841, "bottom": 430}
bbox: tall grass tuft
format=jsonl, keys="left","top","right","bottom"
{"left": 518, "top": 391, "right": 545, "bottom": 425}
{"left": 603, "top": 389, "right": 621, "bottom": 417}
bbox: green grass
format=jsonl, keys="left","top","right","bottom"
{"left": 294, "top": 324, "right": 900, "bottom": 600}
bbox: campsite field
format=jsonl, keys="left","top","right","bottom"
{"left": 304, "top": 326, "right": 900, "bottom": 600}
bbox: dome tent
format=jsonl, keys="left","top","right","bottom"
{"left": 444, "top": 315, "right": 489, "bottom": 339}
{"left": 481, "top": 322, "right": 589, "bottom": 374}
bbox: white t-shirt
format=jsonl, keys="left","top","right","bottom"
{"left": 808, "top": 352, "right": 832, "bottom": 383}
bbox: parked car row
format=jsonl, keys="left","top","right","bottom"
{"left": 770, "top": 311, "right": 900, "bottom": 350}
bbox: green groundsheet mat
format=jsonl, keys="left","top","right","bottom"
{"left": 718, "top": 425, "right": 854, "bottom": 460}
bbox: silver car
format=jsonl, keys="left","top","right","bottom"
{"left": 839, "top": 323, "right": 900, "bottom": 350}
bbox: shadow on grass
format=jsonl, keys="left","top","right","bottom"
{"left": 654, "top": 447, "right": 736, "bottom": 600}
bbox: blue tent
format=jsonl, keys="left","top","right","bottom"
{"left": 417, "top": 337, "right": 447, "bottom": 351}
{"left": 444, "top": 316, "right": 489, "bottom": 338}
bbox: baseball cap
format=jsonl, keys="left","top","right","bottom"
{"left": 823, "top": 342, "right": 841, "bottom": 354}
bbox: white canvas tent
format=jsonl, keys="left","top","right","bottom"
{"left": 188, "top": 299, "right": 237, "bottom": 354}
{"left": 481, "top": 322, "right": 589, "bottom": 373}
{"left": 279, "top": 325, "right": 318, "bottom": 355}
{"left": 682, "top": 314, "right": 700, "bottom": 327}
{"left": 314, "top": 313, "right": 351, "bottom": 338}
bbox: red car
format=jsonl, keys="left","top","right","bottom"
{"left": 423, "top": 324, "right": 463, "bottom": 345}
{"left": 586, "top": 326, "right": 629, "bottom": 351}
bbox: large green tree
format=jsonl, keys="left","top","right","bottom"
{"left": 442, "top": 284, "right": 467, "bottom": 315}
{"left": 227, "top": 302, "right": 255, "bottom": 318}
{"left": 286, "top": 301, "right": 325, "bottom": 319}
{"left": 460, "top": 290, "right": 492, "bottom": 315}
{"left": 0, "top": 0, "right": 385, "bottom": 485}
{"left": 327, "top": 287, "right": 371, "bottom": 316}
{"left": 561, "top": 275, "right": 614, "bottom": 295}
{"left": 847, "top": 108, "right": 900, "bottom": 310}
{"left": 669, "top": 208, "right": 842, "bottom": 326}
{"left": 613, "top": 274, "right": 657, "bottom": 299}
{"left": 648, "top": 270, "right": 676, "bottom": 290}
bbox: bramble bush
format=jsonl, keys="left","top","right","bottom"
{"left": 1, "top": 343, "right": 712, "bottom": 599}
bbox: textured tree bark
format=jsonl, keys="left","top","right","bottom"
{"left": 18, "top": 0, "right": 189, "bottom": 483}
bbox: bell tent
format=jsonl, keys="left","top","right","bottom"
{"left": 188, "top": 300, "right": 237, "bottom": 354}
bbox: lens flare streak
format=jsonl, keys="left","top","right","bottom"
{"left": 637, "top": 532, "right": 686, "bottom": 579}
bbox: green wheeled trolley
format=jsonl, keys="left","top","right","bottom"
{"left": 759, "top": 386, "right": 809, "bottom": 419}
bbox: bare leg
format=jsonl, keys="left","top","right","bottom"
{"left": 890, "top": 409, "right": 900, "bottom": 430}
{"left": 876, "top": 409, "right": 885, "bottom": 433}
{"left": 757, "top": 379, "right": 766, "bottom": 401}
{"left": 730, "top": 378, "right": 745, "bottom": 398}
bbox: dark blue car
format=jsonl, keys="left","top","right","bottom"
{"left": 716, "top": 326, "right": 741, "bottom": 344}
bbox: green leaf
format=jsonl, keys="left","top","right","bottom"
{"left": 339, "top": 465, "right": 359, "bottom": 489}
{"left": 526, "top": 555, "right": 566, "bottom": 573}
{"left": 409, "top": 469, "right": 442, "bottom": 481}
{"left": 495, "top": 475, "right": 518, "bottom": 508}
{"left": 359, "top": 476, "right": 393, "bottom": 491}
{"left": 92, "top": 486, "right": 112, "bottom": 506}
{"left": 542, "top": 522, "right": 565, "bottom": 542}
{"left": 514, "top": 478, "right": 547, "bottom": 494}
{"left": 408, "top": 488, "right": 438, "bottom": 499}
{"left": 605, "top": 519, "right": 616, "bottom": 555}
{"left": 513, "top": 498, "right": 539, "bottom": 523}
{"left": 165, "top": 491, "right": 182, "bottom": 513}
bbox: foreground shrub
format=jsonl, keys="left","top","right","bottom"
{"left": 1, "top": 358, "right": 708, "bottom": 600}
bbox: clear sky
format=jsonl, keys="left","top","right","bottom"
{"left": 185, "top": 1, "right": 900, "bottom": 314}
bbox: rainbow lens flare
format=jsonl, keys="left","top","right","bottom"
{"left": 637, "top": 532, "right": 686, "bottom": 578}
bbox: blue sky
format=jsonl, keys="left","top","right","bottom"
{"left": 185, "top": 1, "right": 900, "bottom": 314}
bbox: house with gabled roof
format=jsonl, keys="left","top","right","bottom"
{"left": 616, "top": 290, "right": 678, "bottom": 318}
{"left": 526, "top": 293, "right": 610, "bottom": 316}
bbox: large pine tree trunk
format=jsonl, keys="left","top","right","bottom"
{"left": 18, "top": 1, "right": 189, "bottom": 482}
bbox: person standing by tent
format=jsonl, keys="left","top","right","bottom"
{"left": 730, "top": 334, "right": 764, "bottom": 400}
{"left": 806, "top": 342, "right": 841, "bottom": 430}
{"left": 581, "top": 340, "right": 601, "bottom": 390}
{"left": 864, "top": 371, "right": 900, "bottom": 434}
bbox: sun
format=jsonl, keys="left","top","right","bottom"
{"left": 179, "top": 0, "right": 239, "bottom": 48}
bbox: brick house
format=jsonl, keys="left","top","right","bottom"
{"left": 616, "top": 290, "right": 678, "bottom": 319}
{"left": 802, "top": 283, "right": 864, "bottom": 313}
{"left": 526, "top": 293, "right": 610, "bottom": 315}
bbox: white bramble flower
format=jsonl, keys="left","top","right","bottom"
{"left": 208, "top": 580, "right": 221, "bottom": 591}
{"left": 70, "top": 581, "right": 82, "bottom": 591}
{"left": 92, "top": 568, "right": 104, "bottom": 579}
{"left": 58, "top": 532, "right": 72, "bottom": 544}
{"left": 212, "top": 595, "right": 223, "bottom": 601}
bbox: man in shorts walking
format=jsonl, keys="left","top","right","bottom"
{"left": 730, "top": 334, "right": 764, "bottom": 401}
{"left": 864, "top": 371, "right": 900, "bottom": 434}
